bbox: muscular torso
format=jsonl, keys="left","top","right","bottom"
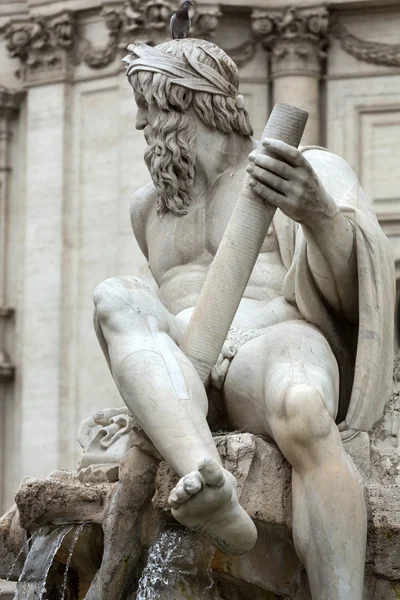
{"left": 131, "top": 167, "right": 302, "bottom": 329}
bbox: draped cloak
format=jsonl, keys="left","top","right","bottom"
{"left": 273, "top": 147, "right": 395, "bottom": 432}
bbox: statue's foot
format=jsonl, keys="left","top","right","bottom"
{"left": 168, "top": 457, "right": 257, "bottom": 556}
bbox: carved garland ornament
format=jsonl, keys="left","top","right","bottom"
{"left": 83, "top": 1, "right": 223, "bottom": 70}
{"left": 333, "top": 27, "right": 400, "bottom": 68}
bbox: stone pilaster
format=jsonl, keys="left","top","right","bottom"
{"left": 0, "top": 87, "right": 24, "bottom": 382}
{"left": 252, "top": 6, "right": 329, "bottom": 146}
{"left": 0, "top": 87, "right": 24, "bottom": 514}
{"left": 3, "top": 8, "right": 76, "bottom": 479}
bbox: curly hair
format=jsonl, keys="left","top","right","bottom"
{"left": 129, "top": 39, "right": 253, "bottom": 217}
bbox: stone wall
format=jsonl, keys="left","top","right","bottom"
{"left": 0, "top": 0, "right": 400, "bottom": 517}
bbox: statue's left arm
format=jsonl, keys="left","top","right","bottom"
{"left": 248, "top": 140, "right": 358, "bottom": 324}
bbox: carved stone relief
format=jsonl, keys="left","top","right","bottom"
{"left": 251, "top": 6, "right": 329, "bottom": 78}
{"left": 4, "top": 11, "right": 75, "bottom": 84}
{"left": 333, "top": 27, "right": 400, "bottom": 68}
{"left": 2, "top": 2, "right": 258, "bottom": 82}
{"left": 82, "top": 1, "right": 224, "bottom": 70}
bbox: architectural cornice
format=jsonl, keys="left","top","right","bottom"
{"left": 2, "top": 1, "right": 258, "bottom": 83}
{"left": 4, "top": 2, "right": 400, "bottom": 85}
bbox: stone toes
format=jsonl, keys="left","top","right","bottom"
{"left": 198, "top": 457, "right": 225, "bottom": 487}
{"left": 175, "top": 483, "right": 191, "bottom": 502}
{"left": 168, "top": 490, "right": 181, "bottom": 509}
{"left": 183, "top": 473, "right": 203, "bottom": 495}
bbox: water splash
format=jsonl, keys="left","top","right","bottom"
{"left": 136, "top": 527, "right": 214, "bottom": 599}
{"left": 0, "top": 531, "right": 41, "bottom": 597}
{"left": 60, "top": 523, "right": 84, "bottom": 600}
{"left": 14, "top": 525, "right": 73, "bottom": 600}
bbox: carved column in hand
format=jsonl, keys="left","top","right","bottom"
{"left": 252, "top": 6, "right": 329, "bottom": 146}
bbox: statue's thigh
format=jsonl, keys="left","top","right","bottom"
{"left": 223, "top": 321, "right": 339, "bottom": 437}
{"left": 94, "top": 275, "right": 186, "bottom": 343}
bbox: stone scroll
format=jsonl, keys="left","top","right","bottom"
{"left": 180, "top": 103, "right": 309, "bottom": 383}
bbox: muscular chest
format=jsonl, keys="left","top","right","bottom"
{"left": 146, "top": 172, "right": 281, "bottom": 283}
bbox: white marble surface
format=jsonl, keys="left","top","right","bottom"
{"left": 1, "top": 0, "right": 400, "bottom": 525}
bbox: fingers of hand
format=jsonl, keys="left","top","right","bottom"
{"left": 262, "top": 138, "right": 305, "bottom": 168}
{"left": 248, "top": 179, "right": 284, "bottom": 208}
{"left": 246, "top": 164, "right": 288, "bottom": 195}
{"left": 248, "top": 152, "right": 292, "bottom": 180}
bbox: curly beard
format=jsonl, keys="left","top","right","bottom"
{"left": 144, "top": 109, "right": 196, "bottom": 217}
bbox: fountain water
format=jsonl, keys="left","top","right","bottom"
{"left": 0, "top": 531, "right": 39, "bottom": 597}
{"left": 14, "top": 525, "right": 73, "bottom": 600}
{"left": 136, "top": 526, "right": 214, "bottom": 600}
{"left": 60, "top": 523, "right": 85, "bottom": 600}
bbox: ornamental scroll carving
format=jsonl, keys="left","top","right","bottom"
{"left": 4, "top": 12, "right": 75, "bottom": 84}
{"left": 3, "top": 3, "right": 269, "bottom": 80}
{"left": 251, "top": 6, "right": 329, "bottom": 77}
{"left": 333, "top": 27, "right": 400, "bottom": 68}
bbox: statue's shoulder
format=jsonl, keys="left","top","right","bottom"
{"left": 300, "top": 145, "right": 362, "bottom": 206}
{"left": 130, "top": 183, "right": 156, "bottom": 259}
{"left": 300, "top": 145, "right": 355, "bottom": 175}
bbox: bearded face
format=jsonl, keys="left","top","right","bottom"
{"left": 143, "top": 107, "right": 197, "bottom": 218}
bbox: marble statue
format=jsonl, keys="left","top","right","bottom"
{"left": 92, "top": 38, "right": 395, "bottom": 600}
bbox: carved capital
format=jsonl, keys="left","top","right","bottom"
{"left": 4, "top": 11, "right": 76, "bottom": 86}
{"left": 333, "top": 27, "right": 400, "bottom": 68}
{"left": 192, "top": 4, "right": 222, "bottom": 39}
{"left": 252, "top": 6, "right": 329, "bottom": 78}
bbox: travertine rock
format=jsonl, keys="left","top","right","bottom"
{"left": 1, "top": 432, "right": 400, "bottom": 599}
{"left": 0, "top": 504, "right": 27, "bottom": 580}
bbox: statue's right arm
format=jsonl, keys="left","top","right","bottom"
{"left": 130, "top": 183, "right": 155, "bottom": 261}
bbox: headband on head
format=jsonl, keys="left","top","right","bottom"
{"left": 123, "top": 41, "right": 245, "bottom": 109}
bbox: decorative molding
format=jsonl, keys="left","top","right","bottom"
{"left": 251, "top": 6, "right": 329, "bottom": 78}
{"left": 81, "top": 1, "right": 177, "bottom": 70}
{"left": 81, "top": 2, "right": 223, "bottom": 70}
{"left": 4, "top": 11, "right": 76, "bottom": 85}
{"left": 2, "top": 3, "right": 282, "bottom": 80}
{"left": 333, "top": 27, "right": 400, "bottom": 68}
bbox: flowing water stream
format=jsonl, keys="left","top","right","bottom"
{"left": 13, "top": 525, "right": 73, "bottom": 600}
{"left": 136, "top": 527, "right": 214, "bottom": 600}
{"left": 60, "top": 523, "right": 85, "bottom": 600}
{"left": 0, "top": 531, "right": 39, "bottom": 597}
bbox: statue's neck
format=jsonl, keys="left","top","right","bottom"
{"left": 193, "top": 129, "right": 256, "bottom": 195}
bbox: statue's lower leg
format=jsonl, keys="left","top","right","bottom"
{"left": 272, "top": 385, "right": 366, "bottom": 600}
{"left": 94, "top": 283, "right": 257, "bottom": 555}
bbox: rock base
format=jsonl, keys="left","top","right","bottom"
{"left": 1, "top": 433, "right": 399, "bottom": 599}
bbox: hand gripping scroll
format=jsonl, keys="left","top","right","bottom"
{"left": 180, "top": 103, "right": 309, "bottom": 383}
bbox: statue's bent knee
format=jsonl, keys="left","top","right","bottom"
{"left": 93, "top": 276, "right": 149, "bottom": 328}
{"left": 279, "top": 383, "right": 333, "bottom": 445}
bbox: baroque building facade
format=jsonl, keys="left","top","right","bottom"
{"left": 0, "top": 0, "right": 400, "bottom": 515}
